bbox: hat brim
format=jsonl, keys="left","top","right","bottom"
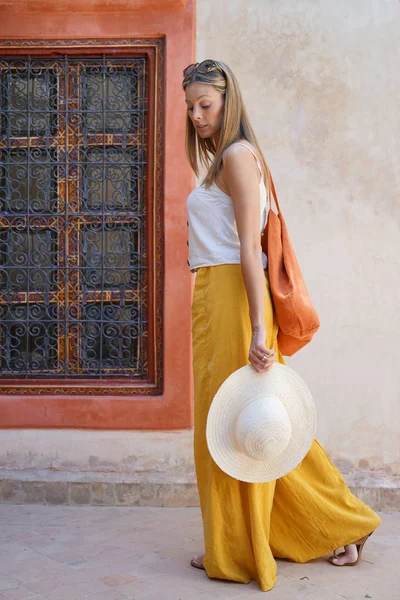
{"left": 206, "top": 363, "right": 317, "bottom": 483}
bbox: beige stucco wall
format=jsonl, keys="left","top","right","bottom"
{"left": 0, "top": 0, "right": 399, "bottom": 506}
{"left": 196, "top": 0, "right": 400, "bottom": 480}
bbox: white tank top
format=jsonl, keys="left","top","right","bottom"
{"left": 186, "top": 142, "right": 268, "bottom": 272}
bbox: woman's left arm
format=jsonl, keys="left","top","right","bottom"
{"left": 221, "top": 145, "right": 276, "bottom": 373}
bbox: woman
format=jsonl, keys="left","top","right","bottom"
{"left": 183, "top": 59, "right": 381, "bottom": 592}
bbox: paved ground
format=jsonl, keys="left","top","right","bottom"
{"left": 0, "top": 505, "right": 398, "bottom": 599}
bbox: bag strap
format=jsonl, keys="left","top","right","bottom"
{"left": 266, "top": 166, "right": 281, "bottom": 214}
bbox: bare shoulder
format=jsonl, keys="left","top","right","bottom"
{"left": 220, "top": 141, "right": 260, "bottom": 194}
{"left": 222, "top": 141, "right": 259, "bottom": 175}
{"left": 222, "top": 140, "right": 257, "bottom": 161}
{"left": 222, "top": 140, "right": 259, "bottom": 180}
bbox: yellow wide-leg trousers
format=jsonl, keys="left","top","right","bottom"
{"left": 192, "top": 265, "right": 381, "bottom": 592}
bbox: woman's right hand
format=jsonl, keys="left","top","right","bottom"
{"left": 248, "top": 328, "right": 276, "bottom": 373}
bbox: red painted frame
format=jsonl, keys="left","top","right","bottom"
{"left": 0, "top": 0, "right": 195, "bottom": 429}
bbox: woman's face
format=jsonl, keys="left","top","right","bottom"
{"left": 184, "top": 82, "right": 224, "bottom": 140}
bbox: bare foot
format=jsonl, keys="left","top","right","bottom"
{"left": 190, "top": 554, "right": 205, "bottom": 570}
{"left": 330, "top": 543, "right": 359, "bottom": 566}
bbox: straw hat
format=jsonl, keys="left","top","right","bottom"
{"left": 206, "top": 363, "right": 316, "bottom": 483}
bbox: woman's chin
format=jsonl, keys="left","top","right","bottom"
{"left": 197, "top": 127, "right": 212, "bottom": 138}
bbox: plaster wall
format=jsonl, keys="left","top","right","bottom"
{"left": 195, "top": 0, "right": 400, "bottom": 480}
{"left": 0, "top": 430, "right": 195, "bottom": 485}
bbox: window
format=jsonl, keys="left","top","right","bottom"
{"left": 0, "top": 52, "right": 162, "bottom": 391}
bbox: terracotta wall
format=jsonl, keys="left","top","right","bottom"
{"left": 0, "top": 0, "right": 195, "bottom": 430}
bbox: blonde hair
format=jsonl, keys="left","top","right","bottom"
{"left": 182, "top": 60, "right": 271, "bottom": 190}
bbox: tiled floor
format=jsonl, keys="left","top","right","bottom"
{"left": 0, "top": 505, "right": 398, "bottom": 599}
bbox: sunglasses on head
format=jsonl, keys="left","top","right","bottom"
{"left": 183, "top": 60, "right": 224, "bottom": 79}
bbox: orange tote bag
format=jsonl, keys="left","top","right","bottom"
{"left": 261, "top": 172, "right": 320, "bottom": 356}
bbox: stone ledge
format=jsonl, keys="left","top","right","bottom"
{"left": 0, "top": 479, "right": 200, "bottom": 507}
{"left": 0, "top": 478, "right": 399, "bottom": 509}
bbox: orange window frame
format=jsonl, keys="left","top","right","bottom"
{"left": 0, "top": 38, "right": 175, "bottom": 428}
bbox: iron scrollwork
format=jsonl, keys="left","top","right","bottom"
{"left": 0, "top": 55, "right": 152, "bottom": 380}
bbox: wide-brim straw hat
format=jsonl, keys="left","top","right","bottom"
{"left": 206, "top": 363, "right": 317, "bottom": 483}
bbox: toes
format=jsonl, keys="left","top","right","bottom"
{"left": 330, "top": 550, "right": 353, "bottom": 566}
{"left": 330, "top": 548, "right": 358, "bottom": 566}
{"left": 190, "top": 554, "right": 205, "bottom": 569}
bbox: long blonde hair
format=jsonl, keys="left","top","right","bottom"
{"left": 182, "top": 60, "right": 271, "bottom": 190}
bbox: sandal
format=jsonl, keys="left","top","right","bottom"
{"left": 190, "top": 554, "right": 205, "bottom": 570}
{"left": 329, "top": 532, "right": 374, "bottom": 567}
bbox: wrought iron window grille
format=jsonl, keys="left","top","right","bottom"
{"left": 0, "top": 55, "right": 151, "bottom": 379}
